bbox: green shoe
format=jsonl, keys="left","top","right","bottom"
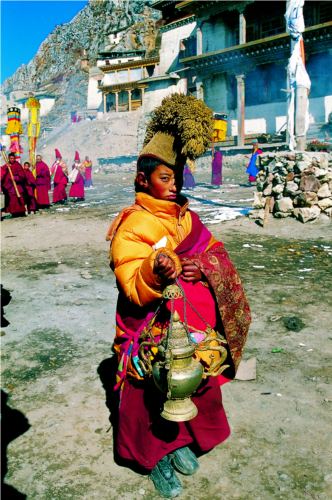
{"left": 150, "top": 455, "right": 182, "bottom": 498}
{"left": 169, "top": 446, "right": 199, "bottom": 475}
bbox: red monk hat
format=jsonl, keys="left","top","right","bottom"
{"left": 55, "top": 148, "right": 62, "bottom": 159}
{"left": 74, "top": 151, "right": 80, "bottom": 162}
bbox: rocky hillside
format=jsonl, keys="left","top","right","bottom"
{"left": 36, "top": 109, "right": 143, "bottom": 166}
{"left": 3, "top": 0, "right": 160, "bottom": 126}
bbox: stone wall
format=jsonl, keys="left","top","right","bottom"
{"left": 251, "top": 152, "right": 332, "bottom": 223}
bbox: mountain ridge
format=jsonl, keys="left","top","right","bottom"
{"left": 2, "top": 0, "right": 160, "bottom": 127}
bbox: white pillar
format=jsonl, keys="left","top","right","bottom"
{"left": 197, "top": 27, "right": 203, "bottom": 55}
{"left": 236, "top": 74, "right": 245, "bottom": 147}
{"left": 128, "top": 90, "right": 132, "bottom": 111}
{"left": 115, "top": 92, "right": 119, "bottom": 112}
{"left": 239, "top": 13, "right": 246, "bottom": 44}
{"left": 295, "top": 86, "right": 308, "bottom": 150}
{"left": 196, "top": 81, "right": 204, "bottom": 101}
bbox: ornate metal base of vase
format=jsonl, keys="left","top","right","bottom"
{"left": 161, "top": 397, "right": 198, "bottom": 422}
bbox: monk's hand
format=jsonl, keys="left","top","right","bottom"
{"left": 180, "top": 258, "right": 203, "bottom": 283}
{"left": 154, "top": 253, "right": 177, "bottom": 282}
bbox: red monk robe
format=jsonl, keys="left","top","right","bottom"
{"left": 1, "top": 157, "right": 26, "bottom": 216}
{"left": 69, "top": 166, "right": 85, "bottom": 200}
{"left": 23, "top": 162, "right": 38, "bottom": 213}
{"left": 35, "top": 155, "right": 51, "bottom": 207}
{"left": 53, "top": 160, "right": 68, "bottom": 204}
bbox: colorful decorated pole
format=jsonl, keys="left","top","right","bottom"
{"left": 5, "top": 106, "right": 23, "bottom": 161}
{"left": 26, "top": 95, "right": 41, "bottom": 171}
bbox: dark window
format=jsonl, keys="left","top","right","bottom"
{"left": 304, "top": 2, "right": 316, "bottom": 27}
{"left": 261, "top": 17, "right": 284, "bottom": 38}
{"left": 227, "top": 27, "right": 239, "bottom": 47}
{"left": 106, "top": 94, "right": 115, "bottom": 111}
{"left": 245, "top": 1, "right": 286, "bottom": 41}
{"left": 180, "top": 35, "right": 197, "bottom": 58}
{"left": 304, "top": 0, "right": 332, "bottom": 26}
{"left": 319, "top": 2, "right": 332, "bottom": 23}
{"left": 246, "top": 23, "right": 257, "bottom": 43}
{"left": 132, "top": 88, "right": 141, "bottom": 99}
{"left": 223, "top": 11, "right": 239, "bottom": 48}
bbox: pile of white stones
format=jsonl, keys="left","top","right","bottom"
{"left": 251, "top": 152, "right": 332, "bottom": 223}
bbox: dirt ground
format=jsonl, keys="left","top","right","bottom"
{"left": 1, "top": 166, "right": 332, "bottom": 500}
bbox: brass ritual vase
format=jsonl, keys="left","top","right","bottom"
{"left": 138, "top": 283, "right": 228, "bottom": 422}
{"left": 152, "top": 308, "right": 204, "bottom": 422}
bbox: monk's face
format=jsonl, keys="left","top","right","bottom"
{"left": 8, "top": 155, "right": 15, "bottom": 163}
{"left": 140, "top": 164, "right": 183, "bottom": 201}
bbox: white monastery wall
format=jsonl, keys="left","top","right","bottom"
{"left": 87, "top": 78, "right": 102, "bottom": 110}
{"left": 159, "top": 21, "right": 196, "bottom": 74}
{"left": 227, "top": 96, "right": 332, "bottom": 136}
{"left": 40, "top": 98, "right": 55, "bottom": 117}
{"left": 143, "top": 79, "right": 187, "bottom": 113}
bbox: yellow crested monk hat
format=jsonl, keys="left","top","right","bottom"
{"left": 138, "top": 93, "right": 214, "bottom": 169}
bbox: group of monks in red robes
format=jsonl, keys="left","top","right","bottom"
{"left": 1, "top": 153, "right": 51, "bottom": 217}
{"left": 51, "top": 149, "right": 92, "bottom": 204}
{"left": 1, "top": 149, "right": 92, "bottom": 218}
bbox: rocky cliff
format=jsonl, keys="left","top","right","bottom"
{"left": 3, "top": 0, "right": 160, "bottom": 126}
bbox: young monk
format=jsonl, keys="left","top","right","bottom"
{"left": 23, "top": 161, "right": 38, "bottom": 213}
{"left": 106, "top": 95, "right": 251, "bottom": 498}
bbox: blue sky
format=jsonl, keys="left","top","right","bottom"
{"left": 1, "top": 0, "right": 88, "bottom": 83}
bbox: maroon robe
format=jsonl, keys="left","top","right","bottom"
{"left": 1, "top": 161, "right": 26, "bottom": 215}
{"left": 116, "top": 375, "right": 230, "bottom": 471}
{"left": 24, "top": 169, "right": 38, "bottom": 213}
{"left": 35, "top": 160, "right": 51, "bottom": 207}
{"left": 183, "top": 164, "right": 196, "bottom": 189}
{"left": 53, "top": 164, "right": 68, "bottom": 203}
{"left": 211, "top": 151, "right": 223, "bottom": 186}
{"left": 69, "top": 171, "right": 85, "bottom": 199}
